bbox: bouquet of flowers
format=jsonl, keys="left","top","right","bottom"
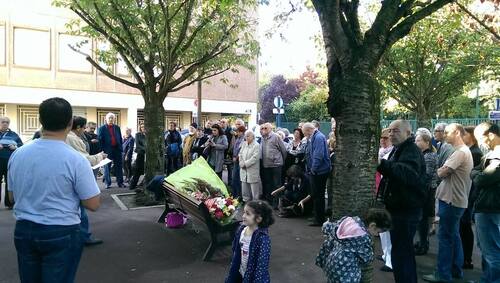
{"left": 204, "top": 197, "right": 240, "bottom": 225}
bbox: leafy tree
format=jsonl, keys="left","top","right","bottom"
{"left": 379, "top": 7, "right": 500, "bottom": 129}
{"left": 258, "top": 75, "right": 299, "bottom": 122}
{"left": 286, "top": 84, "right": 329, "bottom": 121}
{"left": 53, "top": 0, "right": 259, "bottom": 194}
{"left": 270, "top": 0, "right": 499, "bottom": 217}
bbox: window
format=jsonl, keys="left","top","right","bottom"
{"left": 0, "top": 25, "right": 5, "bottom": 66}
{"left": 58, "top": 34, "right": 92, "bottom": 73}
{"left": 13, "top": 27, "right": 51, "bottom": 69}
{"left": 0, "top": 104, "right": 5, "bottom": 117}
{"left": 165, "top": 113, "right": 182, "bottom": 128}
{"left": 17, "top": 106, "right": 40, "bottom": 137}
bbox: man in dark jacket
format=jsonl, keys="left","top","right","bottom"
{"left": 85, "top": 122, "right": 100, "bottom": 155}
{"left": 377, "top": 120, "right": 426, "bottom": 283}
{"left": 471, "top": 122, "right": 500, "bottom": 283}
{"left": 303, "top": 122, "right": 331, "bottom": 226}
{"left": 164, "top": 122, "right": 182, "bottom": 176}
{"left": 122, "top": 128, "right": 135, "bottom": 183}
{"left": 98, "top": 113, "right": 125, "bottom": 189}
{"left": 0, "top": 116, "right": 23, "bottom": 208}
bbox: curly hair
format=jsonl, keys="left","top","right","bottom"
{"left": 245, "top": 201, "right": 275, "bottom": 228}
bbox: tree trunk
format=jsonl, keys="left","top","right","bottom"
{"left": 143, "top": 90, "right": 165, "bottom": 183}
{"left": 416, "top": 106, "right": 432, "bottom": 130}
{"left": 328, "top": 68, "right": 381, "bottom": 218}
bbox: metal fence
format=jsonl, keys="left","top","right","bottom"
{"left": 280, "top": 118, "right": 494, "bottom": 135}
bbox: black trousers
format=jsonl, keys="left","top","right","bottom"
{"left": 460, "top": 214, "right": 474, "bottom": 264}
{"left": 123, "top": 155, "right": 132, "bottom": 181}
{"left": 130, "top": 153, "right": 145, "bottom": 189}
{"left": 260, "top": 166, "right": 282, "bottom": 203}
{"left": 310, "top": 173, "right": 329, "bottom": 223}
{"left": 0, "top": 158, "right": 13, "bottom": 208}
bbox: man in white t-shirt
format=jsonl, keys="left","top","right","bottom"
{"left": 423, "top": 123, "right": 473, "bottom": 283}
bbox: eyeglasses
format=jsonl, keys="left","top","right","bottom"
{"left": 1, "top": 121, "right": 9, "bottom": 124}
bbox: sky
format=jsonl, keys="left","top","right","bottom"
{"left": 257, "top": 3, "right": 324, "bottom": 80}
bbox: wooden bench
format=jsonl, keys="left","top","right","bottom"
{"left": 158, "top": 181, "right": 241, "bottom": 261}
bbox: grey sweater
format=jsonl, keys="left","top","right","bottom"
{"left": 261, "top": 132, "right": 287, "bottom": 168}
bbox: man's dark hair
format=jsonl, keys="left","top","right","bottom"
{"left": 485, "top": 123, "right": 500, "bottom": 136}
{"left": 364, "top": 208, "right": 392, "bottom": 231}
{"left": 39, "top": 98, "right": 73, "bottom": 132}
{"left": 245, "top": 200, "right": 275, "bottom": 228}
{"left": 71, "top": 116, "right": 87, "bottom": 130}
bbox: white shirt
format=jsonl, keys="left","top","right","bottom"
{"left": 239, "top": 227, "right": 253, "bottom": 276}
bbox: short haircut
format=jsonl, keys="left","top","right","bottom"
{"left": 417, "top": 131, "right": 433, "bottom": 145}
{"left": 394, "top": 119, "right": 412, "bottom": 133}
{"left": 39, "top": 97, "right": 73, "bottom": 132}
{"left": 71, "top": 116, "right": 87, "bottom": 130}
{"left": 245, "top": 200, "right": 275, "bottom": 228}
{"left": 87, "top": 122, "right": 97, "bottom": 127}
{"left": 244, "top": 130, "right": 255, "bottom": 138}
{"left": 293, "top": 128, "right": 304, "bottom": 139}
{"left": 364, "top": 208, "right": 392, "bottom": 231}
{"left": 282, "top": 128, "right": 290, "bottom": 137}
{"left": 0, "top": 116, "right": 10, "bottom": 123}
{"left": 105, "top": 112, "right": 116, "bottom": 120}
{"left": 169, "top": 121, "right": 177, "bottom": 127}
{"left": 311, "top": 120, "right": 320, "bottom": 129}
{"left": 464, "top": 126, "right": 478, "bottom": 146}
{"left": 434, "top": 123, "right": 447, "bottom": 131}
{"left": 302, "top": 122, "right": 315, "bottom": 131}
{"left": 448, "top": 123, "right": 465, "bottom": 137}
{"left": 480, "top": 122, "right": 500, "bottom": 136}
{"left": 416, "top": 128, "right": 432, "bottom": 138}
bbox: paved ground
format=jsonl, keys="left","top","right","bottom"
{"left": 0, "top": 178, "right": 484, "bottom": 283}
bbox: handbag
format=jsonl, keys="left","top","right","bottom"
{"left": 165, "top": 210, "right": 188, "bottom": 228}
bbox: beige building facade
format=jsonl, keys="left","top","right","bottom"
{"left": 0, "top": 0, "right": 258, "bottom": 141}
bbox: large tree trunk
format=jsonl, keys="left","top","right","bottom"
{"left": 143, "top": 90, "right": 166, "bottom": 183}
{"left": 328, "top": 67, "right": 381, "bottom": 218}
{"left": 416, "top": 106, "right": 432, "bottom": 130}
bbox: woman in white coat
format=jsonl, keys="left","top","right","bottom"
{"left": 238, "top": 130, "right": 261, "bottom": 201}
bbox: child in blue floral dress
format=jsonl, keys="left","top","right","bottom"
{"left": 316, "top": 208, "right": 392, "bottom": 283}
{"left": 226, "top": 201, "right": 275, "bottom": 283}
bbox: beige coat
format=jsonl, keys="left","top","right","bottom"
{"left": 66, "top": 131, "right": 105, "bottom": 166}
{"left": 239, "top": 141, "right": 260, "bottom": 184}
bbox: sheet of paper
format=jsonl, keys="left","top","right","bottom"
{"left": 91, "top": 158, "right": 112, "bottom": 170}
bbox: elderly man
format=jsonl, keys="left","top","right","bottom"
{"left": 302, "top": 122, "right": 331, "bottom": 226}
{"left": 471, "top": 123, "right": 500, "bottom": 283}
{"left": 98, "top": 113, "right": 125, "bottom": 189}
{"left": 377, "top": 120, "right": 426, "bottom": 283}
{"left": 423, "top": 124, "right": 473, "bottom": 283}
{"left": 0, "top": 116, "right": 23, "bottom": 209}
{"left": 260, "top": 123, "right": 287, "bottom": 203}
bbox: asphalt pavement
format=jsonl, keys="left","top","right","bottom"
{"left": 0, "top": 178, "right": 483, "bottom": 283}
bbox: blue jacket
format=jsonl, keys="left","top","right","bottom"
{"left": 0, "top": 129, "right": 23, "bottom": 159}
{"left": 306, "top": 130, "right": 331, "bottom": 175}
{"left": 122, "top": 136, "right": 135, "bottom": 159}
{"left": 97, "top": 124, "right": 123, "bottom": 154}
{"left": 226, "top": 225, "right": 271, "bottom": 283}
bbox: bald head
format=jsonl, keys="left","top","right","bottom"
{"left": 444, "top": 123, "right": 465, "bottom": 146}
{"left": 388, "top": 120, "right": 412, "bottom": 146}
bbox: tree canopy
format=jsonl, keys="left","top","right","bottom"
{"left": 378, "top": 6, "right": 500, "bottom": 128}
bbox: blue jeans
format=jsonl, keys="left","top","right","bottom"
{"left": 475, "top": 213, "right": 500, "bottom": 283}
{"left": 389, "top": 208, "right": 422, "bottom": 283}
{"left": 80, "top": 206, "right": 92, "bottom": 242}
{"left": 231, "top": 161, "right": 241, "bottom": 198}
{"left": 14, "top": 220, "right": 83, "bottom": 283}
{"left": 104, "top": 147, "right": 123, "bottom": 186}
{"left": 437, "top": 200, "right": 465, "bottom": 281}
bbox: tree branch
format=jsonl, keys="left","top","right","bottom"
{"left": 68, "top": 44, "right": 139, "bottom": 89}
{"left": 387, "top": 0, "right": 454, "bottom": 47}
{"left": 169, "top": 67, "right": 231, "bottom": 93}
{"left": 454, "top": 1, "right": 500, "bottom": 41}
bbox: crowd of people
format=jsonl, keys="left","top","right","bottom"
{"left": 1, "top": 96, "right": 499, "bottom": 283}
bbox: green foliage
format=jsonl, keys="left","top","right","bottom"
{"left": 286, "top": 84, "right": 329, "bottom": 121}
{"left": 441, "top": 94, "right": 494, "bottom": 118}
{"left": 52, "top": 0, "right": 259, "bottom": 94}
{"left": 379, "top": 7, "right": 500, "bottom": 122}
